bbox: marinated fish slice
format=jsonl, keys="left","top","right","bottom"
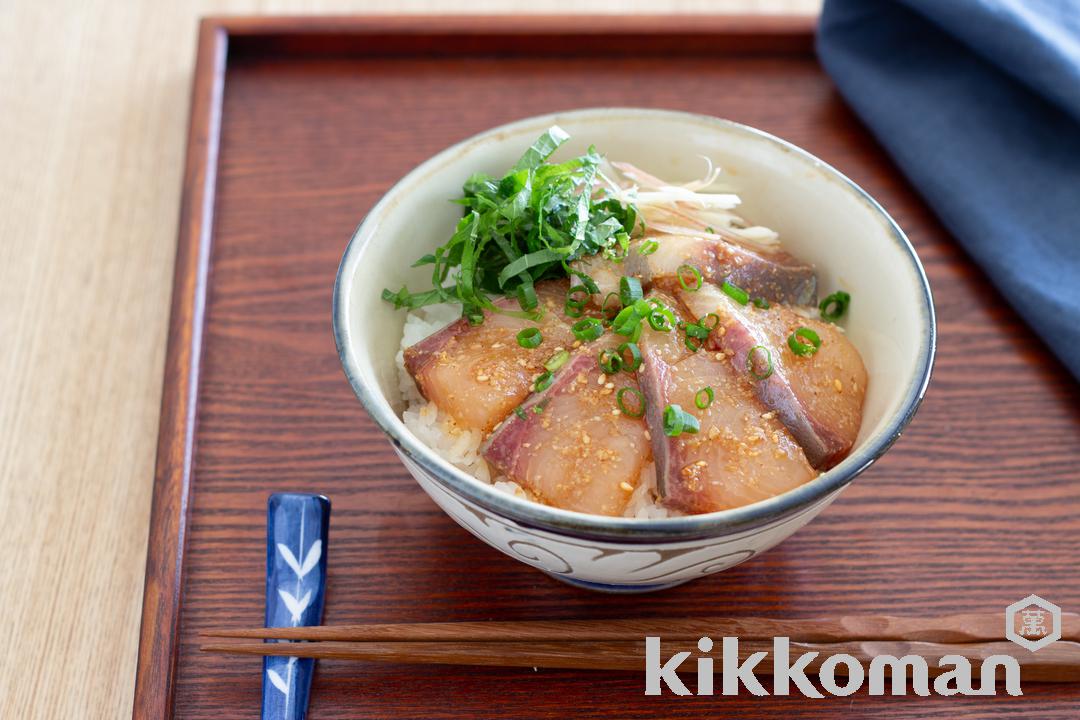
{"left": 570, "top": 233, "right": 817, "bottom": 307}
{"left": 568, "top": 235, "right": 716, "bottom": 300}
{"left": 638, "top": 233, "right": 817, "bottom": 306}
{"left": 678, "top": 284, "right": 867, "bottom": 469}
{"left": 482, "top": 352, "right": 651, "bottom": 517}
{"left": 403, "top": 281, "right": 576, "bottom": 433}
{"left": 570, "top": 253, "right": 623, "bottom": 299}
{"left": 717, "top": 242, "right": 818, "bottom": 307}
{"left": 637, "top": 293, "right": 815, "bottom": 514}
{"left": 624, "top": 234, "right": 717, "bottom": 287}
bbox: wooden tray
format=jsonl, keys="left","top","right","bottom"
{"left": 134, "top": 15, "right": 1080, "bottom": 719}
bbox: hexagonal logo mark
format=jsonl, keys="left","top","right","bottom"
{"left": 1005, "top": 595, "right": 1061, "bottom": 652}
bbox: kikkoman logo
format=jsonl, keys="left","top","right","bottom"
{"left": 644, "top": 596, "right": 1062, "bottom": 698}
{"left": 1006, "top": 594, "right": 1061, "bottom": 652}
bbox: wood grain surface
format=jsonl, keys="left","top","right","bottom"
{"left": 200, "top": 639, "right": 1080, "bottom": 683}
{"left": 0, "top": 5, "right": 820, "bottom": 719}
{"left": 131, "top": 14, "right": 1080, "bottom": 719}
{"left": 200, "top": 610, "right": 1080, "bottom": 643}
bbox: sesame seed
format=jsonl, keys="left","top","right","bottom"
{"left": 597, "top": 374, "right": 607, "bottom": 385}
{"left": 604, "top": 382, "right": 615, "bottom": 389}
{"left": 619, "top": 481, "right": 634, "bottom": 492}
{"left": 834, "top": 379, "right": 843, "bottom": 393}
{"left": 476, "top": 375, "right": 489, "bottom": 382}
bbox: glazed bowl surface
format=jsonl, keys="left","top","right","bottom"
{"left": 333, "top": 108, "right": 935, "bottom": 591}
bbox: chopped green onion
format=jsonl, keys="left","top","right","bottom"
{"left": 684, "top": 322, "right": 710, "bottom": 341}
{"left": 746, "top": 345, "right": 774, "bottom": 380}
{"left": 566, "top": 284, "right": 590, "bottom": 310}
{"left": 705, "top": 226, "right": 716, "bottom": 234}
{"left": 575, "top": 273, "right": 600, "bottom": 295}
{"left": 572, "top": 317, "right": 605, "bottom": 342}
{"left": 545, "top": 350, "right": 570, "bottom": 371}
{"left": 612, "top": 304, "right": 642, "bottom": 336}
{"left": 788, "top": 327, "right": 822, "bottom": 356}
{"left": 516, "top": 328, "right": 542, "bottom": 349}
{"left": 752, "top": 297, "right": 770, "bottom": 309}
{"left": 598, "top": 348, "right": 622, "bottom": 374}
{"left": 685, "top": 336, "right": 702, "bottom": 352}
{"left": 616, "top": 387, "right": 646, "bottom": 418}
{"left": 663, "top": 404, "right": 700, "bottom": 436}
{"left": 618, "top": 342, "right": 642, "bottom": 372}
{"left": 534, "top": 371, "right": 554, "bottom": 392}
{"left": 513, "top": 406, "right": 527, "bottom": 420}
{"left": 600, "top": 292, "right": 622, "bottom": 321}
{"left": 648, "top": 307, "right": 676, "bottom": 331}
{"left": 695, "top": 386, "right": 714, "bottom": 409}
{"left": 721, "top": 280, "right": 749, "bottom": 305}
{"left": 638, "top": 240, "right": 660, "bottom": 255}
{"left": 699, "top": 313, "right": 720, "bottom": 330}
{"left": 677, "top": 263, "right": 703, "bottom": 291}
{"left": 533, "top": 400, "right": 548, "bottom": 414}
{"left": 819, "top": 291, "right": 851, "bottom": 322}
{"left": 619, "top": 276, "right": 644, "bottom": 307}
{"left": 563, "top": 302, "right": 584, "bottom": 319}
{"left": 517, "top": 283, "right": 538, "bottom": 311}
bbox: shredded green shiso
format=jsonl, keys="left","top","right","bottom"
{"left": 381, "top": 126, "right": 638, "bottom": 323}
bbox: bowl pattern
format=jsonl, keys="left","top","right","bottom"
{"left": 400, "top": 451, "right": 839, "bottom": 591}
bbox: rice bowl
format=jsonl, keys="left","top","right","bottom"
{"left": 333, "top": 108, "right": 934, "bottom": 589}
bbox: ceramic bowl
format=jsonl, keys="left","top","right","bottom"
{"left": 333, "top": 108, "right": 935, "bottom": 592}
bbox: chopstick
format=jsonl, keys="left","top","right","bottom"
{"left": 203, "top": 611, "right": 1080, "bottom": 644}
{"left": 200, "top": 638, "right": 1080, "bottom": 682}
{"left": 202, "top": 612, "right": 1080, "bottom": 682}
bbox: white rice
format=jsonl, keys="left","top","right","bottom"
{"left": 396, "top": 304, "right": 674, "bottom": 519}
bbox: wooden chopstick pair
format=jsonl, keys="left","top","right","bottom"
{"left": 201, "top": 612, "right": 1080, "bottom": 682}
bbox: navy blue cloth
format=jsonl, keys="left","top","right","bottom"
{"left": 817, "top": 0, "right": 1080, "bottom": 380}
